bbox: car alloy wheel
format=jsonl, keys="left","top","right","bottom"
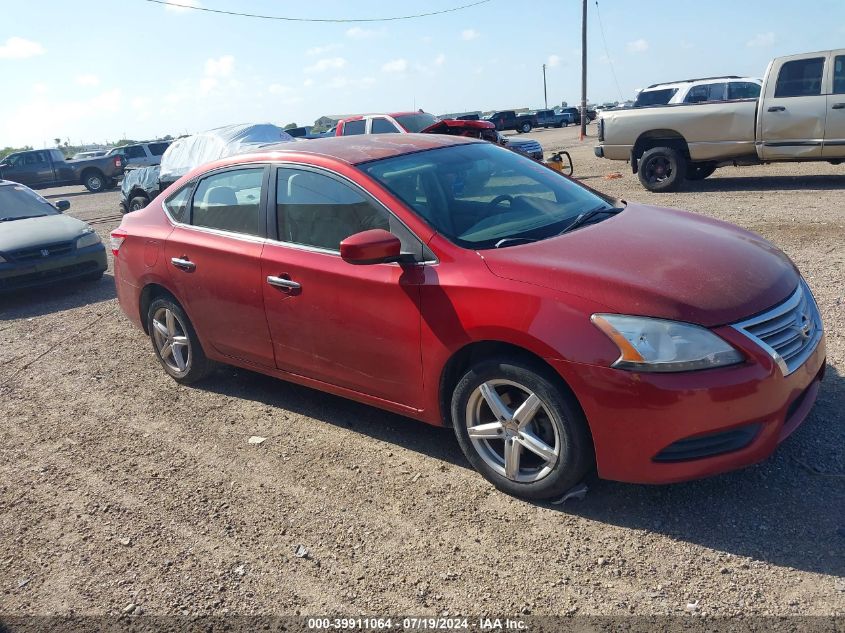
{"left": 151, "top": 306, "right": 192, "bottom": 375}
{"left": 465, "top": 379, "right": 560, "bottom": 483}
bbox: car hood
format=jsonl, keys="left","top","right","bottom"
{"left": 0, "top": 214, "right": 91, "bottom": 253}
{"left": 480, "top": 203, "right": 799, "bottom": 327}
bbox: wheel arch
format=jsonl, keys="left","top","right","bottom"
{"left": 138, "top": 282, "right": 179, "bottom": 335}
{"left": 438, "top": 340, "right": 582, "bottom": 429}
{"left": 631, "top": 129, "right": 690, "bottom": 173}
{"left": 80, "top": 166, "right": 105, "bottom": 182}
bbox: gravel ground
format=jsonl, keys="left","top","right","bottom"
{"left": 1, "top": 128, "right": 843, "bottom": 620}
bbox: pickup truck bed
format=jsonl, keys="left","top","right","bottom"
{"left": 0, "top": 149, "right": 124, "bottom": 193}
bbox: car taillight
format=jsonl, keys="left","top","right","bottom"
{"left": 114, "top": 156, "right": 123, "bottom": 168}
{"left": 110, "top": 229, "right": 127, "bottom": 256}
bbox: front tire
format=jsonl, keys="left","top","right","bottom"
{"left": 637, "top": 146, "right": 686, "bottom": 192}
{"left": 147, "top": 297, "right": 214, "bottom": 384}
{"left": 519, "top": 121, "right": 533, "bottom": 133}
{"left": 128, "top": 195, "right": 149, "bottom": 212}
{"left": 451, "top": 357, "right": 593, "bottom": 500}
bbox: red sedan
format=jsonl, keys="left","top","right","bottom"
{"left": 111, "top": 134, "right": 825, "bottom": 499}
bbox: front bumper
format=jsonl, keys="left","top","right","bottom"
{"left": 0, "top": 244, "right": 107, "bottom": 292}
{"left": 550, "top": 327, "right": 826, "bottom": 484}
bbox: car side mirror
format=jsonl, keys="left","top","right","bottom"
{"left": 55, "top": 199, "right": 70, "bottom": 212}
{"left": 340, "top": 229, "right": 402, "bottom": 265}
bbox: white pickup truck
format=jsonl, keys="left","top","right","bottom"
{"left": 595, "top": 49, "right": 845, "bottom": 191}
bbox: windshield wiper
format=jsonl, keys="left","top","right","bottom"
{"left": 0, "top": 215, "right": 48, "bottom": 222}
{"left": 494, "top": 237, "right": 537, "bottom": 248}
{"left": 558, "top": 206, "right": 622, "bottom": 236}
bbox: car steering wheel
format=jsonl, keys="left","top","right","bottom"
{"left": 489, "top": 194, "right": 514, "bottom": 207}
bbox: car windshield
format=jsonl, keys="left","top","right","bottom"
{"left": 361, "top": 142, "right": 615, "bottom": 249}
{"left": 634, "top": 88, "right": 678, "bottom": 107}
{"left": 0, "top": 184, "right": 57, "bottom": 221}
{"left": 394, "top": 113, "right": 439, "bottom": 132}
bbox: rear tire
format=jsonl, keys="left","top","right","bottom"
{"left": 637, "top": 146, "right": 686, "bottom": 192}
{"left": 147, "top": 297, "right": 214, "bottom": 384}
{"left": 83, "top": 171, "right": 106, "bottom": 193}
{"left": 686, "top": 162, "right": 717, "bottom": 181}
{"left": 519, "top": 121, "right": 533, "bottom": 133}
{"left": 451, "top": 357, "right": 593, "bottom": 500}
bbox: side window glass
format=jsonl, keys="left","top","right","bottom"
{"left": 149, "top": 143, "right": 169, "bottom": 156}
{"left": 371, "top": 118, "right": 400, "bottom": 134}
{"left": 775, "top": 58, "right": 825, "bottom": 97}
{"left": 834, "top": 56, "right": 845, "bottom": 94}
{"left": 191, "top": 168, "right": 264, "bottom": 236}
{"left": 163, "top": 184, "right": 192, "bottom": 223}
{"left": 125, "top": 145, "right": 146, "bottom": 159}
{"left": 342, "top": 120, "right": 366, "bottom": 136}
{"left": 728, "top": 82, "right": 761, "bottom": 100}
{"left": 707, "top": 82, "right": 727, "bottom": 101}
{"left": 684, "top": 85, "right": 709, "bottom": 103}
{"left": 275, "top": 168, "right": 426, "bottom": 259}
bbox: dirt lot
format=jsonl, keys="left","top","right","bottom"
{"left": 1, "top": 126, "right": 843, "bottom": 620}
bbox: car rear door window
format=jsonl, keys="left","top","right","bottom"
{"left": 163, "top": 184, "right": 192, "bottom": 223}
{"left": 124, "top": 145, "right": 147, "bottom": 159}
{"left": 149, "top": 142, "right": 170, "bottom": 156}
{"left": 190, "top": 168, "right": 264, "bottom": 236}
{"left": 370, "top": 117, "right": 401, "bottom": 134}
{"left": 728, "top": 82, "right": 761, "bottom": 100}
{"left": 834, "top": 56, "right": 845, "bottom": 94}
{"left": 774, "top": 57, "right": 825, "bottom": 97}
{"left": 341, "top": 120, "right": 366, "bottom": 136}
{"left": 684, "top": 83, "right": 727, "bottom": 103}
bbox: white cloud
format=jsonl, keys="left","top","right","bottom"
{"left": 303, "top": 78, "right": 315, "bottom": 87}
{"left": 306, "top": 43, "right": 341, "bottom": 56}
{"left": 268, "top": 83, "right": 291, "bottom": 95}
{"left": 164, "top": 0, "right": 201, "bottom": 12}
{"left": 747, "top": 32, "right": 775, "bottom": 48}
{"left": 205, "top": 55, "right": 234, "bottom": 77}
{"left": 626, "top": 39, "right": 649, "bottom": 53}
{"left": 32, "top": 83, "right": 49, "bottom": 95}
{"left": 346, "top": 26, "right": 377, "bottom": 39}
{"left": 547, "top": 54, "right": 561, "bottom": 68}
{"left": 461, "top": 29, "right": 480, "bottom": 41}
{"left": 305, "top": 57, "right": 347, "bottom": 73}
{"left": 75, "top": 74, "right": 100, "bottom": 87}
{"left": 0, "top": 36, "right": 45, "bottom": 59}
{"left": 381, "top": 58, "right": 408, "bottom": 73}
{"left": 434, "top": 53, "right": 446, "bottom": 66}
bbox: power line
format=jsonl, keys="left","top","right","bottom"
{"left": 141, "top": 0, "right": 492, "bottom": 22}
{"left": 593, "top": 0, "right": 625, "bottom": 102}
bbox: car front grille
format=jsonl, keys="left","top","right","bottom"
{"left": 733, "top": 280, "right": 823, "bottom": 376}
{"left": 9, "top": 241, "right": 74, "bottom": 262}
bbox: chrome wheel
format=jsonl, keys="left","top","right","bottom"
{"left": 151, "top": 307, "right": 191, "bottom": 374}
{"left": 465, "top": 379, "right": 560, "bottom": 483}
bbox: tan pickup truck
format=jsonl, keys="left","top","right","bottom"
{"left": 595, "top": 49, "right": 845, "bottom": 191}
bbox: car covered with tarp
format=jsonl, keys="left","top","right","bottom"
{"left": 120, "top": 123, "right": 294, "bottom": 213}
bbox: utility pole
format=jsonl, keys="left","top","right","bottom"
{"left": 580, "top": 0, "right": 587, "bottom": 140}
{"left": 542, "top": 63, "right": 548, "bottom": 110}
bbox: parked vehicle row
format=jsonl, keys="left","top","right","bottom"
{"left": 110, "top": 134, "right": 824, "bottom": 499}
{"left": 596, "top": 48, "right": 845, "bottom": 191}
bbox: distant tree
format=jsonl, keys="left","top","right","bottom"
{"left": 113, "top": 139, "right": 138, "bottom": 147}
{"left": 0, "top": 145, "right": 33, "bottom": 159}
{"left": 53, "top": 137, "right": 62, "bottom": 147}
{"left": 284, "top": 123, "right": 298, "bottom": 130}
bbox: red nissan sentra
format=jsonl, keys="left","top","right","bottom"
{"left": 111, "top": 134, "right": 825, "bottom": 500}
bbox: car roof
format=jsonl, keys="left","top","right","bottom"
{"left": 252, "top": 133, "right": 478, "bottom": 166}
{"left": 642, "top": 76, "right": 761, "bottom": 91}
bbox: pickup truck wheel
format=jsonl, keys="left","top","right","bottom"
{"left": 83, "top": 171, "right": 106, "bottom": 193}
{"left": 638, "top": 147, "right": 686, "bottom": 192}
{"left": 129, "top": 196, "right": 149, "bottom": 212}
{"left": 686, "top": 162, "right": 717, "bottom": 181}
{"left": 519, "top": 121, "right": 533, "bottom": 133}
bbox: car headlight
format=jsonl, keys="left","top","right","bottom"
{"left": 76, "top": 230, "right": 102, "bottom": 249}
{"left": 591, "top": 314, "right": 743, "bottom": 372}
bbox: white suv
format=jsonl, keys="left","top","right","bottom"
{"left": 634, "top": 76, "right": 762, "bottom": 107}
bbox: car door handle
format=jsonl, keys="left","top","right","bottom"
{"left": 767, "top": 106, "right": 786, "bottom": 112}
{"left": 170, "top": 257, "right": 196, "bottom": 271}
{"left": 832, "top": 103, "right": 845, "bottom": 110}
{"left": 267, "top": 275, "right": 301, "bottom": 292}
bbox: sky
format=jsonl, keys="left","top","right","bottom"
{"left": 2, "top": 0, "right": 845, "bottom": 148}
